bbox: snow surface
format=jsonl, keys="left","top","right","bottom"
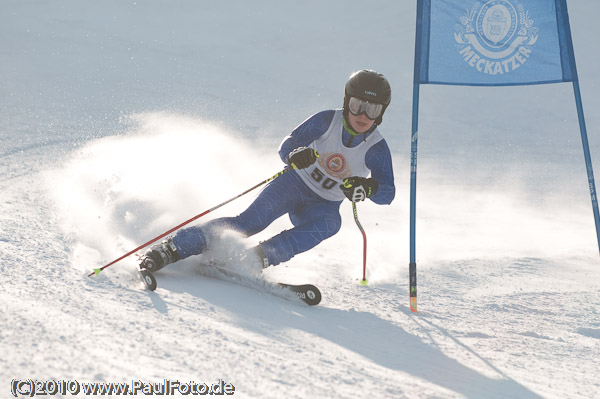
{"left": 2, "top": 1, "right": 599, "bottom": 398}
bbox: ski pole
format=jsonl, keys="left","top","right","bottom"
{"left": 351, "top": 202, "right": 368, "bottom": 286}
{"left": 88, "top": 167, "right": 292, "bottom": 277}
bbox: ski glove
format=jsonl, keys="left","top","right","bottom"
{"left": 287, "top": 147, "right": 319, "bottom": 170}
{"left": 340, "top": 177, "right": 379, "bottom": 202}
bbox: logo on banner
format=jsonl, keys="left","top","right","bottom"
{"left": 454, "top": 0, "right": 538, "bottom": 76}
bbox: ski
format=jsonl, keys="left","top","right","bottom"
{"left": 277, "top": 283, "right": 321, "bottom": 306}
{"left": 135, "top": 261, "right": 322, "bottom": 306}
{"left": 198, "top": 262, "right": 322, "bottom": 306}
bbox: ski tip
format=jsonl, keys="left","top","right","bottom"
{"left": 138, "top": 269, "right": 157, "bottom": 291}
{"left": 360, "top": 279, "right": 368, "bottom": 286}
{"left": 410, "top": 297, "right": 418, "bottom": 313}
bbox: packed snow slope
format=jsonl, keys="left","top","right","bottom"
{"left": 1, "top": 1, "right": 599, "bottom": 398}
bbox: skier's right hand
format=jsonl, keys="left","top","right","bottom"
{"left": 287, "top": 147, "right": 319, "bottom": 169}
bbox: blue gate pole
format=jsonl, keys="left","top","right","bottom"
{"left": 559, "top": 0, "right": 600, "bottom": 253}
{"left": 409, "top": 81, "right": 420, "bottom": 312}
{"left": 572, "top": 80, "right": 600, "bottom": 255}
{"left": 410, "top": 83, "right": 419, "bottom": 266}
{"left": 409, "top": 0, "right": 425, "bottom": 312}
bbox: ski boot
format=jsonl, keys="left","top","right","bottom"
{"left": 247, "top": 245, "right": 270, "bottom": 269}
{"left": 209, "top": 245, "right": 270, "bottom": 276}
{"left": 139, "top": 237, "right": 180, "bottom": 273}
{"left": 234, "top": 245, "right": 270, "bottom": 272}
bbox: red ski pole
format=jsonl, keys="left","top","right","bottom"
{"left": 351, "top": 202, "right": 368, "bottom": 286}
{"left": 88, "top": 167, "right": 292, "bottom": 277}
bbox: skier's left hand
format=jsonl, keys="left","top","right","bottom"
{"left": 340, "top": 177, "right": 379, "bottom": 202}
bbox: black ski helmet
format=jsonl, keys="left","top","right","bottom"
{"left": 343, "top": 69, "right": 391, "bottom": 126}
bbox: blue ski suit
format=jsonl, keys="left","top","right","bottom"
{"left": 172, "top": 109, "right": 395, "bottom": 266}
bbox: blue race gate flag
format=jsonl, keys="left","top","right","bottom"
{"left": 409, "top": 0, "right": 600, "bottom": 313}
{"left": 416, "top": 0, "right": 576, "bottom": 86}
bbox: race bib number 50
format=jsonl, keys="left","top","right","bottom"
{"left": 310, "top": 167, "right": 337, "bottom": 190}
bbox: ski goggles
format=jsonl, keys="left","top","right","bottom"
{"left": 348, "top": 97, "right": 384, "bottom": 120}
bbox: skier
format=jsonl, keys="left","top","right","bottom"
{"left": 140, "top": 69, "right": 395, "bottom": 273}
